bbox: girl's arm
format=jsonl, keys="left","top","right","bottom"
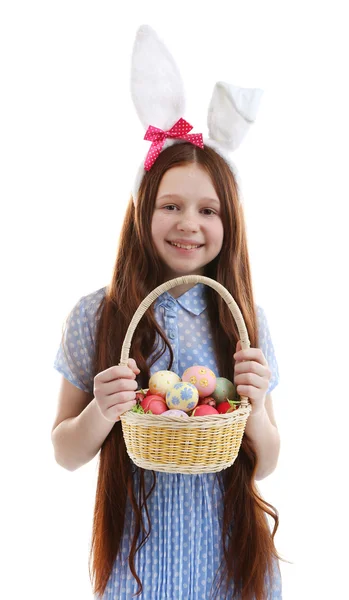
{"left": 51, "top": 378, "right": 115, "bottom": 471}
{"left": 234, "top": 340, "right": 281, "bottom": 481}
{"left": 244, "top": 393, "right": 281, "bottom": 480}
{"left": 52, "top": 361, "right": 139, "bottom": 471}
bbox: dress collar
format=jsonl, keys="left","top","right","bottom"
{"left": 155, "top": 283, "right": 208, "bottom": 316}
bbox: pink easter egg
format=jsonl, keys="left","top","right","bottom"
{"left": 182, "top": 365, "right": 217, "bottom": 397}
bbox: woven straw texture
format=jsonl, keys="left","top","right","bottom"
{"left": 120, "top": 275, "right": 252, "bottom": 474}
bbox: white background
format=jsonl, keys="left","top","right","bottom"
{"left": 1, "top": 1, "right": 348, "bottom": 598}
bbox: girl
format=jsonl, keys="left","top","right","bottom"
{"left": 52, "top": 25, "right": 284, "bottom": 600}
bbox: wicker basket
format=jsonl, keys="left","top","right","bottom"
{"left": 119, "top": 275, "right": 252, "bottom": 474}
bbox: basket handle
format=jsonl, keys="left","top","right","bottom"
{"left": 119, "top": 275, "right": 251, "bottom": 407}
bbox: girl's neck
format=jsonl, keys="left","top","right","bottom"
{"left": 168, "top": 282, "right": 196, "bottom": 299}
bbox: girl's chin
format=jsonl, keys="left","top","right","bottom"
{"left": 163, "top": 266, "right": 205, "bottom": 279}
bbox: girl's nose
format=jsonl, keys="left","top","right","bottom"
{"left": 176, "top": 216, "right": 199, "bottom": 232}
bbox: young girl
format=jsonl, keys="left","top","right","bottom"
{"left": 52, "top": 25, "right": 283, "bottom": 600}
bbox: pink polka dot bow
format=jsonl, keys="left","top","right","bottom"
{"left": 144, "top": 118, "right": 204, "bottom": 171}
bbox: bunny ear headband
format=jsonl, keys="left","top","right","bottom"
{"left": 131, "top": 25, "right": 264, "bottom": 205}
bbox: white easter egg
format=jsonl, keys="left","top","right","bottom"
{"left": 162, "top": 409, "right": 189, "bottom": 419}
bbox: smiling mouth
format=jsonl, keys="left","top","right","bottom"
{"left": 167, "top": 241, "right": 204, "bottom": 250}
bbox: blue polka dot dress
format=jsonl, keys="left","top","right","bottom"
{"left": 54, "top": 283, "right": 282, "bottom": 599}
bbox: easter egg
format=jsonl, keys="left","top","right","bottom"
{"left": 146, "top": 399, "right": 169, "bottom": 415}
{"left": 191, "top": 405, "right": 219, "bottom": 416}
{"left": 182, "top": 365, "right": 216, "bottom": 397}
{"left": 166, "top": 382, "right": 199, "bottom": 412}
{"left": 217, "top": 400, "right": 238, "bottom": 414}
{"left": 141, "top": 394, "right": 166, "bottom": 412}
{"left": 198, "top": 396, "right": 216, "bottom": 408}
{"left": 212, "top": 377, "right": 238, "bottom": 404}
{"left": 162, "top": 409, "right": 189, "bottom": 419}
{"left": 148, "top": 370, "right": 181, "bottom": 398}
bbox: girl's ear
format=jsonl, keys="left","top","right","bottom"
{"left": 207, "top": 82, "right": 264, "bottom": 152}
{"left": 131, "top": 24, "right": 186, "bottom": 131}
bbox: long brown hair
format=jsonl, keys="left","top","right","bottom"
{"left": 89, "top": 143, "right": 284, "bottom": 599}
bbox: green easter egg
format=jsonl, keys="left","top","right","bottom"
{"left": 212, "top": 377, "right": 237, "bottom": 404}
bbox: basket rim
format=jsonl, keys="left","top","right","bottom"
{"left": 129, "top": 387, "right": 250, "bottom": 419}
{"left": 120, "top": 403, "right": 252, "bottom": 423}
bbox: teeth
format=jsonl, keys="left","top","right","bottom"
{"left": 170, "top": 242, "right": 201, "bottom": 249}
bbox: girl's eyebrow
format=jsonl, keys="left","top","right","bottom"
{"left": 157, "top": 193, "right": 220, "bottom": 206}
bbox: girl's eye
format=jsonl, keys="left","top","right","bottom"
{"left": 162, "top": 205, "right": 217, "bottom": 215}
{"left": 201, "top": 208, "right": 216, "bottom": 216}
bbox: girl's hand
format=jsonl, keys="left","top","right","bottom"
{"left": 234, "top": 341, "right": 271, "bottom": 417}
{"left": 93, "top": 358, "right": 141, "bottom": 422}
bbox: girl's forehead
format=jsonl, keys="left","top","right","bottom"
{"left": 157, "top": 164, "right": 219, "bottom": 200}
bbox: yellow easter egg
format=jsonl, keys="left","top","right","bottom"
{"left": 148, "top": 370, "right": 181, "bottom": 398}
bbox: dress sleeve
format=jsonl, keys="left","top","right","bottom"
{"left": 53, "top": 293, "right": 102, "bottom": 394}
{"left": 256, "top": 306, "right": 280, "bottom": 394}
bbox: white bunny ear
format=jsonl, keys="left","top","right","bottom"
{"left": 207, "top": 82, "right": 264, "bottom": 151}
{"left": 131, "top": 25, "right": 186, "bottom": 131}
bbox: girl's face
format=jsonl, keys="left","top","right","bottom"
{"left": 151, "top": 163, "right": 224, "bottom": 279}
